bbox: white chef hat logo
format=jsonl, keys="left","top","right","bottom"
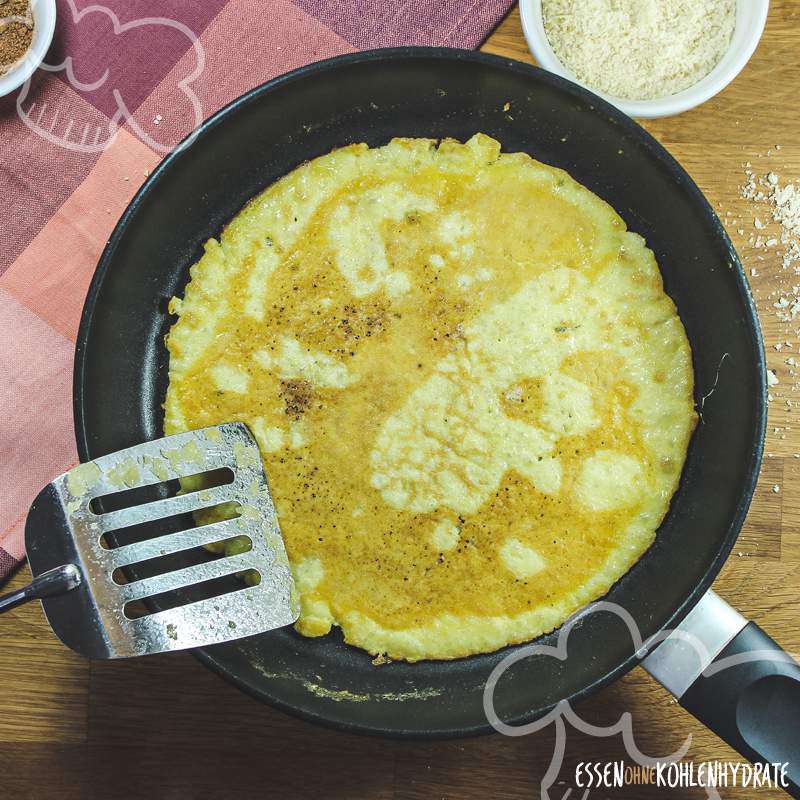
{"left": 15, "top": 0, "right": 205, "bottom": 154}
{"left": 483, "top": 599, "right": 796, "bottom": 800}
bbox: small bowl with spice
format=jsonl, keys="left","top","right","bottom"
{"left": 520, "top": 0, "right": 769, "bottom": 119}
{"left": 0, "top": 0, "right": 55, "bottom": 98}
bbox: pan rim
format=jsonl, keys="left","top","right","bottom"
{"left": 73, "top": 46, "right": 767, "bottom": 739}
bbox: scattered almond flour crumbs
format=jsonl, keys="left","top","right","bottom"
{"left": 728, "top": 150, "right": 800, "bottom": 433}
{"left": 768, "top": 370, "right": 779, "bottom": 387}
{"left": 741, "top": 166, "right": 800, "bottom": 274}
{"left": 726, "top": 149, "right": 800, "bottom": 464}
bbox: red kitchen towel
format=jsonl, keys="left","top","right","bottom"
{"left": 0, "top": 0, "right": 513, "bottom": 584}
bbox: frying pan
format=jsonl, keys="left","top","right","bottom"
{"left": 73, "top": 48, "right": 799, "bottom": 775}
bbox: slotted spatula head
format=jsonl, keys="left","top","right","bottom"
{"left": 24, "top": 423, "right": 299, "bottom": 658}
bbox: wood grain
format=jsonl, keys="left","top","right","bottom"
{"left": 3, "top": 3, "right": 800, "bottom": 798}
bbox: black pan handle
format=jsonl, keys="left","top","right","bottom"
{"left": 642, "top": 591, "right": 800, "bottom": 798}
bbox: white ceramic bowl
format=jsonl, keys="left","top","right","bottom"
{"left": 0, "top": 0, "right": 56, "bottom": 98}
{"left": 519, "top": 0, "right": 769, "bottom": 118}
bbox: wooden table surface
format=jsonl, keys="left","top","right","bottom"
{"left": 3, "top": 4, "right": 800, "bottom": 799}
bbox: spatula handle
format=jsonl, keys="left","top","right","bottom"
{"left": 0, "top": 564, "right": 82, "bottom": 614}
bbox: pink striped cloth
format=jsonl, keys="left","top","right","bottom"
{"left": 0, "top": 0, "right": 513, "bottom": 584}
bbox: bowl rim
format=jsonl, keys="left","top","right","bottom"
{"left": 519, "top": 0, "right": 770, "bottom": 119}
{"left": 0, "top": 0, "right": 57, "bottom": 98}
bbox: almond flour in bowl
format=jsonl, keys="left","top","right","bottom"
{"left": 541, "top": 0, "right": 736, "bottom": 101}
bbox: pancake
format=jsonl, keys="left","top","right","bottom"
{"left": 164, "top": 133, "right": 697, "bottom": 662}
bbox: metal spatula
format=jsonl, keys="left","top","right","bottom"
{"left": 0, "top": 423, "right": 298, "bottom": 658}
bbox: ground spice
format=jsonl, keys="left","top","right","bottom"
{"left": 0, "top": 0, "right": 33, "bottom": 76}
{"left": 280, "top": 379, "right": 314, "bottom": 419}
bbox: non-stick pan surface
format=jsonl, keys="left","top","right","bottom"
{"left": 74, "top": 48, "right": 766, "bottom": 738}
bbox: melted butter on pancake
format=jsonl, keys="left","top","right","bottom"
{"left": 165, "top": 134, "right": 696, "bottom": 661}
